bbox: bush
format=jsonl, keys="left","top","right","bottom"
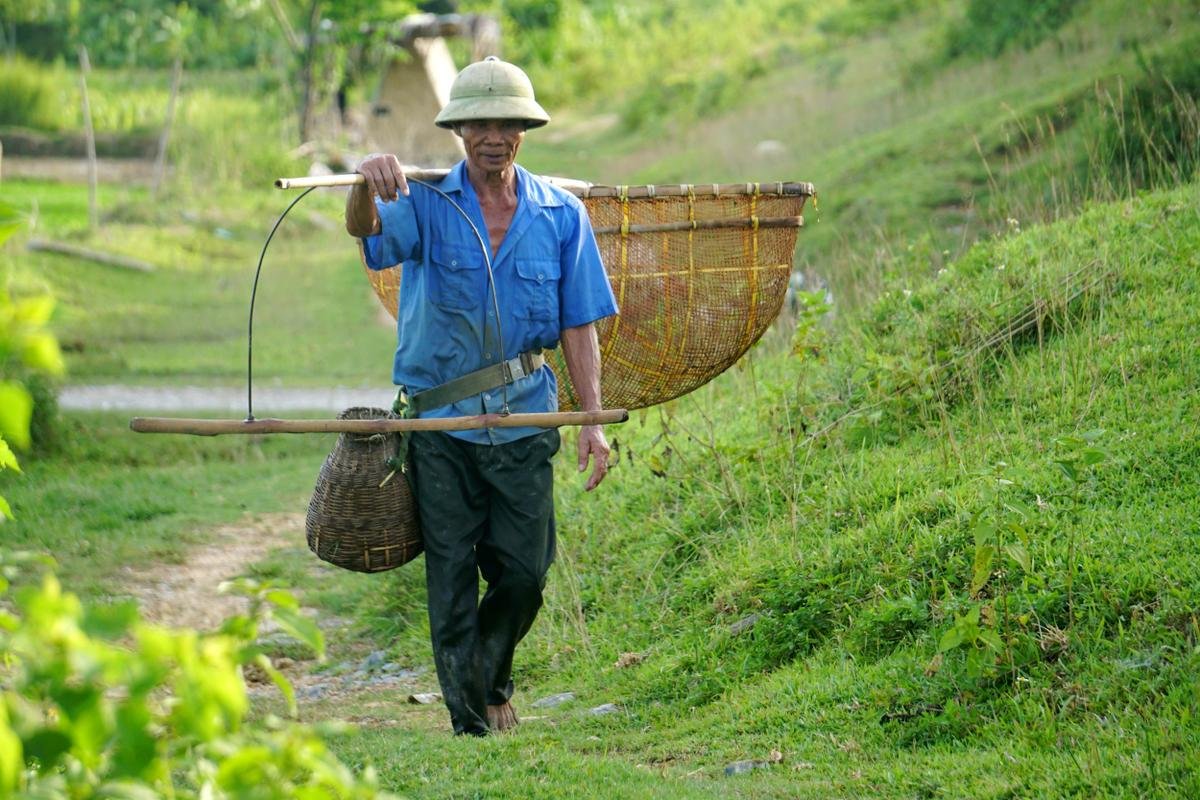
{"left": 0, "top": 57, "right": 65, "bottom": 131}
{"left": 944, "top": 0, "right": 1081, "bottom": 59}
{"left": 0, "top": 555, "right": 396, "bottom": 799}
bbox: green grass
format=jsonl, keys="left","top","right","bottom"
{"left": 2, "top": 178, "right": 396, "bottom": 386}
{"left": 5, "top": 1, "right": 1200, "bottom": 797}
{"left": 234, "top": 181, "right": 1200, "bottom": 799}
{"left": 0, "top": 412, "right": 330, "bottom": 596}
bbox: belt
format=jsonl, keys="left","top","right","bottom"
{"left": 404, "top": 350, "right": 546, "bottom": 414}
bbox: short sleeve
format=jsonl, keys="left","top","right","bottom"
{"left": 361, "top": 195, "right": 420, "bottom": 270}
{"left": 558, "top": 199, "right": 618, "bottom": 329}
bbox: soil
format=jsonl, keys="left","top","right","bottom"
{"left": 122, "top": 511, "right": 302, "bottom": 631}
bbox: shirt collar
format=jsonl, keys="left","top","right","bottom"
{"left": 440, "top": 161, "right": 564, "bottom": 208}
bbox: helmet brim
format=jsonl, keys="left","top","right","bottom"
{"left": 434, "top": 96, "right": 550, "bottom": 130}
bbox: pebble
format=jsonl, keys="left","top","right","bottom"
{"left": 531, "top": 691, "right": 575, "bottom": 708}
{"left": 724, "top": 760, "right": 762, "bottom": 776}
{"left": 589, "top": 703, "right": 620, "bottom": 716}
{"left": 730, "top": 613, "right": 762, "bottom": 635}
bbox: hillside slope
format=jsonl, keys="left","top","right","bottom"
{"left": 325, "top": 182, "right": 1200, "bottom": 798}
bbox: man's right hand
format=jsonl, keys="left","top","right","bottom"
{"left": 357, "top": 153, "right": 409, "bottom": 202}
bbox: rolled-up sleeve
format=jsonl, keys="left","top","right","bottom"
{"left": 362, "top": 195, "right": 421, "bottom": 270}
{"left": 558, "top": 199, "right": 618, "bottom": 329}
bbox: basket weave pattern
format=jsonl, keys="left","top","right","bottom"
{"left": 305, "top": 407, "right": 422, "bottom": 573}
{"left": 361, "top": 183, "right": 811, "bottom": 411}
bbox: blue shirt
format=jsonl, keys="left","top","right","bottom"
{"left": 361, "top": 161, "right": 618, "bottom": 445}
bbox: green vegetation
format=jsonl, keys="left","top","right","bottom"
{"left": 3, "top": 0, "right": 1200, "bottom": 797}
{"left": 944, "top": 0, "right": 1082, "bottom": 59}
{"left": 0, "top": 553, "right": 394, "bottom": 798}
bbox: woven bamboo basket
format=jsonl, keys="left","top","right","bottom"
{"left": 305, "top": 407, "right": 422, "bottom": 572}
{"left": 361, "top": 180, "right": 814, "bottom": 411}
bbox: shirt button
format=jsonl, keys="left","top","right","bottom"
{"left": 451, "top": 259, "right": 458, "bottom": 266}
{"left": 485, "top": 352, "right": 492, "bottom": 359}
{"left": 537, "top": 273, "right": 545, "bottom": 282}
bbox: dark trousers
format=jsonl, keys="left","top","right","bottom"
{"left": 409, "top": 429, "right": 560, "bottom": 735}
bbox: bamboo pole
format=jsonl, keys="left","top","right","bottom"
{"left": 77, "top": 46, "right": 98, "bottom": 232}
{"left": 151, "top": 58, "right": 183, "bottom": 199}
{"left": 130, "top": 408, "right": 629, "bottom": 436}
{"left": 593, "top": 216, "right": 803, "bottom": 235}
{"left": 274, "top": 172, "right": 815, "bottom": 199}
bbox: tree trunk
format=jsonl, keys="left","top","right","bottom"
{"left": 78, "top": 46, "right": 98, "bottom": 232}
{"left": 297, "top": 0, "right": 322, "bottom": 143}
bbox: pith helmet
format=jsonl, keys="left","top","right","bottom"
{"left": 435, "top": 56, "right": 550, "bottom": 130}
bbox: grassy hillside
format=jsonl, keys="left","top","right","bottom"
{"left": 283, "top": 180, "right": 1196, "bottom": 799}
{"left": 2, "top": 0, "right": 1199, "bottom": 797}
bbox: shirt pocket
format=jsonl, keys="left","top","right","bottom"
{"left": 514, "top": 257, "right": 561, "bottom": 322}
{"left": 431, "top": 243, "right": 483, "bottom": 311}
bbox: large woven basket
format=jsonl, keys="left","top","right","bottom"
{"left": 305, "top": 407, "right": 422, "bottom": 572}
{"left": 360, "top": 180, "right": 814, "bottom": 411}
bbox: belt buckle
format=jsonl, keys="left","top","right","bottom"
{"left": 506, "top": 356, "right": 525, "bottom": 383}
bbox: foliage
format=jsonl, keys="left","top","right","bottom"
{"left": 0, "top": 553, "right": 395, "bottom": 798}
{"left": 0, "top": 55, "right": 62, "bottom": 131}
{"left": 944, "top": 0, "right": 1082, "bottom": 59}
{"left": 0, "top": 201, "right": 64, "bottom": 521}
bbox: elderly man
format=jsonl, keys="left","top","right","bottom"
{"left": 345, "top": 57, "right": 617, "bottom": 736}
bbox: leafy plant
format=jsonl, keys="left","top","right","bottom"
{"left": 0, "top": 552, "right": 394, "bottom": 798}
{"left": 0, "top": 201, "right": 65, "bottom": 520}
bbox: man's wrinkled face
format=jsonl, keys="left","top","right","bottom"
{"left": 457, "top": 119, "right": 526, "bottom": 176}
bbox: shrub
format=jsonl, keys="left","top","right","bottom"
{"left": 944, "top": 0, "right": 1081, "bottom": 59}
{"left": 0, "top": 556, "right": 396, "bottom": 799}
{"left": 0, "top": 57, "right": 65, "bottom": 131}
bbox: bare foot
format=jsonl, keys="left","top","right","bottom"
{"left": 487, "top": 701, "right": 519, "bottom": 732}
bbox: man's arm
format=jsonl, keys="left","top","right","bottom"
{"left": 560, "top": 322, "right": 610, "bottom": 491}
{"left": 345, "top": 153, "right": 409, "bottom": 237}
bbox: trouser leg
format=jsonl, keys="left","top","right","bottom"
{"left": 410, "top": 429, "right": 560, "bottom": 733}
{"left": 410, "top": 431, "right": 490, "bottom": 736}
{"left": 475, "top": 429, "right": 560, "bottom": 705}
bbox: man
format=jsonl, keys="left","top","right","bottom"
{"left": 344, "top": 57, "right": 618, "bottom": 736}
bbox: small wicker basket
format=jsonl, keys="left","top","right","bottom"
{"left": 305, "top": 407, "right": 422, "bottom": 572}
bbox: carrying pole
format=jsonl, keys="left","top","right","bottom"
{"left": 131, "top": 409, "right": 629, "bottom": 436}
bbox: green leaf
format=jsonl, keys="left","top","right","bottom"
{"left": 0, "top": 703, "right": 23, "bottom": 795}
{"left": 21, "top": 332, "right": 65, "bottom": 376}
{"left": 255, "top": 653, "right": 297, "bottom": 718}
{"left": 1005, "top": 542, "right": 1032, "bottom": 573}
{"left": 1003, "top": 498, "right": 1035, "bottom": 519}
{"left": 1054, "top": 459, "right": 1078, "bottom": 483}
{"left": 0, "top": 384, "right": 33, "bottom": 451}
{"left": 1080, "top": 429, "right": 1106, "bottom": 442}
{"left": 263, "top": 588, "right": 300, "bottom": 610}
{"left": 270, "top": 607, "right": 325, "bottom": 660}
{"left": 1080, "top": 447, "right": 1108, "bottom": 466}
{"left": 12, "top": 295, "right": 55, "bottom": 327}
{"left": 21, "top": 728, "right": 72, "bottom": 771}
{"left": 978, "top": 628, "right": 1005, "bottom": 652}
{"left": 0, "top": 439, "right": 20, "bottom": 473}
{"left": 0, "top": 495, "right": 13, "bottom": 522}
{"left": 972, "top": 520, "right": 995, "bottom": 549}
{"left": 939, "top": 626, "right": 965, "bottom": 653}
{"left": 971, "top": 544, "right": 996, "bottom": 595}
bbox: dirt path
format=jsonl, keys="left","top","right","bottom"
{"left": 121, "top": 510, "right": 433, "bottom": 706}
{"left": 123, "top": 512, "right": 302, "bottom": 630}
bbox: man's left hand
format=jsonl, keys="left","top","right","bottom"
{"left": 577, "top": 424, "right": 610, "bottom": 491}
